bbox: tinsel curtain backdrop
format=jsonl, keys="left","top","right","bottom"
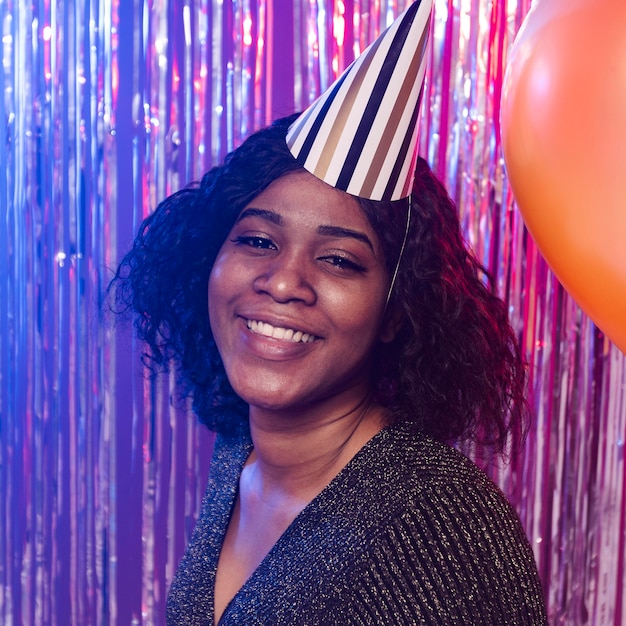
{"left": 1, "top": 0, "right": 625, "bottom": 624}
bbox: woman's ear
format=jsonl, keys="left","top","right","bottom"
{"left": 379, "top": 305, "right": 404, "bottom": 344}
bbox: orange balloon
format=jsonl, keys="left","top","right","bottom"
{"left": 501, "top": 0, "right": 626, "bottom": 354}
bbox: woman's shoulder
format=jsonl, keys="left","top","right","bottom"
{"left": 366, "top": 421, "right": 507, "bottom": 492}
{"left": 351, "top": 422, "right": 541, "bottom": 569}
{"left": 374, "top": 422, "right": 528, "bottom": 539}
{"left": 339, "top": 422, "right": 547, "bottom": 623}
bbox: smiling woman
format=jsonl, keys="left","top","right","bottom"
{"left": 109, "top": 113, "right": 546, "bottom": 625}
{"left": 108, "top": 2, "right": 547, "bottom": 624}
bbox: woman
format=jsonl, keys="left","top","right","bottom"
{"left": 110, "top": 114, "right": 547, "bottom": 624}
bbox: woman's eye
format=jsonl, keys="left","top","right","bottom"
{"left": 319, "top": 255, "right": 366, "bottom": 273}
{"left": 231, "top": 235, "right": 277, "bottom": 250}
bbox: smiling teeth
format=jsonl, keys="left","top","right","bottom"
{"left": 247, "top": 319, "right": 316, "bottom": 343}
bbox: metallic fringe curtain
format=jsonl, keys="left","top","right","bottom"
{"left": 1, "top": 0, "right": 624, "bottom": 623}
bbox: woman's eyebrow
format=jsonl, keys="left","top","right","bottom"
{"left": 236, "top": 207, "right": 283, "bottom": 225}
{"left": 236, "top": 208, "right": 374, "bottom": 252}
{"left": 316, "top": 225, "right": 374, "bottom": 252}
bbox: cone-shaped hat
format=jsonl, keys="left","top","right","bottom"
{"left": 286, "top": 0, "right": 432, "bottom": 201}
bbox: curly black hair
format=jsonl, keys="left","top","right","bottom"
{"left": 108, "top": 114, "right": 530, "bottom": 453}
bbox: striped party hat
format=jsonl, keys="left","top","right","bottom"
{"left": 286, "top": 0, "right": 432, "bottom": 201}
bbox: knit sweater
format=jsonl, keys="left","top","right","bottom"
{"left": 166, "top": 422, "right": 547, "bottom": 625}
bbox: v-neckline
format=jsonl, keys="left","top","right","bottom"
{"left": 212, "top": 425, "right": 391, "bottom": 624}
{"left": 166, "top": 421, "right": 437, "bottom": 625}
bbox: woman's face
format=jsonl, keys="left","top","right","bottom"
{"left": 208, "top": 170, "right": 395, "bottom": 416}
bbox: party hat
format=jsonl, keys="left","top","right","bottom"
{"left": 286, "top": 0, "right": 432, "bottom": 201}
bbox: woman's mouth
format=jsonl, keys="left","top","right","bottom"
{"left": 246, "top": 319, "right": 317, "bottom": 343}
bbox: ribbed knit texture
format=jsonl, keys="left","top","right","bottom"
{"left": 167, "top": 422, "right": 547, "bottom": 625}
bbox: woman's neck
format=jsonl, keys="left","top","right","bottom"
{"left": 245, "top": 396, "right": 386, "bottom": 501}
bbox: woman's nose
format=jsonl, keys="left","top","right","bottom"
{"left": 252, "top": 253, "right": 317, "bottom": 305}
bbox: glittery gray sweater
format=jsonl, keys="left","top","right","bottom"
{"left": 167, "top": 423, "right": 547, "bottom": 625}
